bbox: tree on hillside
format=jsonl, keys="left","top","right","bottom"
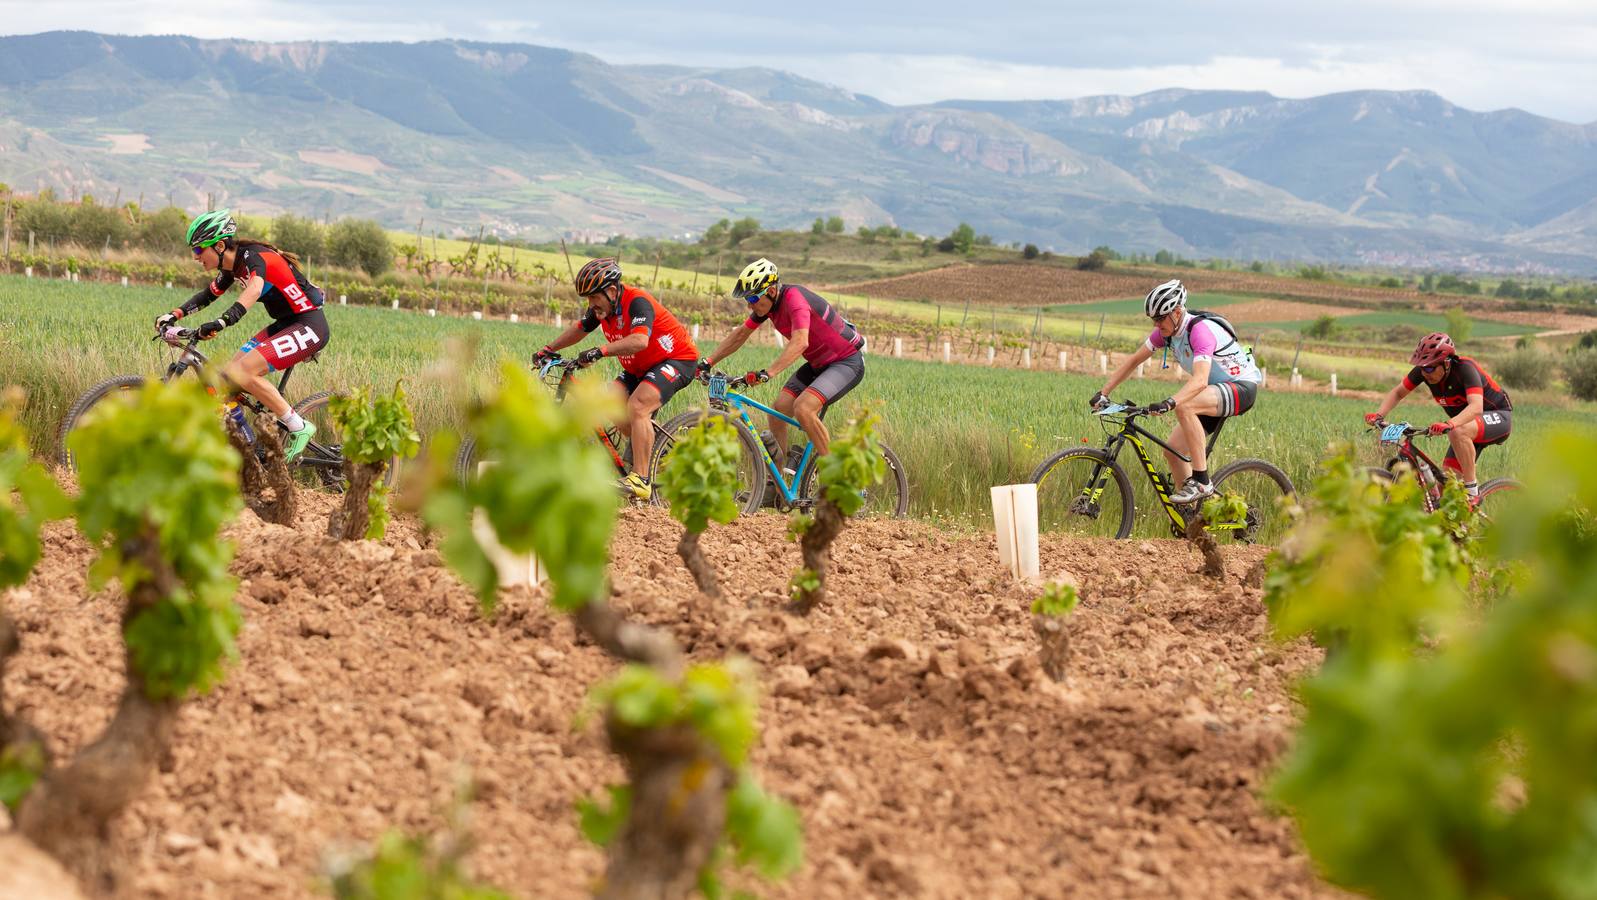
{"left": 1494, "top": 279, "right": 1525, "bottom": 299}
{"left": 1443, "top": 306, "right": 1474, "bottom": 342}
{"left": 824, "top": 216, "right": 844, "bottom": 234}
{"left": 1076, "top": 250, "right": 1108, "bottom": 271}
{"left": 811, "top": 217, "right": 824, "bottom": 235}
{"left": 271, "top": 213, "right": 325, "bottom": 262}
{"left": 328, "top": 218, "right": 394, "bottom": 277}
{"left": 1022, "top": 244, "right": 1040, "bottom": 260}
{"left": 857, "top": 225, "right": 876, "bottom": 243}
{"left": 1154, "top": 249, "right": 1175, "bottom": 265}
{"left": 703, "top": 218, "right": 730, "bottom": 243}
{"left": 948, "top": 222, "right": 976, "bottom": 255}
{"left": 727, "top": 217, "right": 760, "bottom": 246}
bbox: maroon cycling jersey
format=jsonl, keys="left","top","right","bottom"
{"left": 184, "top": 244, "right": 323, "bottom": 325}
{"left": 745, "top": 284, "right": 864, "bottom": 368}
{"left": 1403, "top": 356, "right": 1512, "bottom": 414}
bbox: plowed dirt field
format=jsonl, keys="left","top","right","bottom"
{"left": 4, "top": 493, "right": 1334, "bottom": 898}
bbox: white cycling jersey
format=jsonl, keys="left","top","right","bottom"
{"left": 1144, "top": 314, "right": 1260, "bottom": 385}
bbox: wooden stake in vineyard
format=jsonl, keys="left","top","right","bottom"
{"left": 560, "top": 238, "right": 576, "bottom": 281}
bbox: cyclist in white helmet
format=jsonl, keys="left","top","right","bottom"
{"left": 1091, "top": 279, "right": 1262, "bottom": 504}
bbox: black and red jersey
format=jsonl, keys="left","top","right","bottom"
{"left": 1403, "top": 356, "right": 1512, "bottom": 414}
{"left": 206, "top": 244, "right": 323, "bottom": 323}
{"left": 580, "top": 285, "right": 698, "bottom": 376}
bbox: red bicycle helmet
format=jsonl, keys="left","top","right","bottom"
{"left": 1410, "top": 332, "right": 1456, "bottom": 367}
{"left": 574, "top": 257, "right": 622, "bottom": 296}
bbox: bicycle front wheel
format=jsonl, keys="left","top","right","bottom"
{"left": 57, "top": 374, "right": 147, "bottom": 471}
{"left": 1029, "top": 448, "right": 1135, "bottom": 539}
{"left": 1210, "top": 458, "right": 1296, "bottom": 545}
{"left": 1472, "top": 477, "right": 1520, "bottom": 529}
{"left": 294, "top": 390, "right": 398, "bottom": 492}
{"left": 652, "top": 409, "right": 766, "bottom": 516}
{"left": 797, "top": 440, "right": 911, "bottom": 519}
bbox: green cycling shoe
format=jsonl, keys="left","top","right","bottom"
{"left": 284, "top": 421, "right": 316, "bottom": 461}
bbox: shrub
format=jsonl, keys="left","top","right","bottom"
{"left": 1443, "top": 306, "right": 1474, "bottom": 342}
{"left": 1075, "top": 250, "right": 1108, "bottom": 271}
{"left": 1565, "top": 348, "right": 1597, "bottom": 401}
{"left": 271, "top": 213, "right": 325, "bottom": 262}
{"left": 327, "top": 218, "right": 394, "bottom": 277}
{"left": 824, "top": 216, "right": 844, "bottom": 234}
{"left": 1492, "top": 347, "right": 1557, "bottom": 391}
{"left": 1022, "top": 243, "right": 1040, "bottom": 260}
{"left": 1304, "top": 315, "right": 1339, "bottom": 340}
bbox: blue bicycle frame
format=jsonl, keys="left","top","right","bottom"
{"left": 708, "top": 374, "right": 815, "bottom": 507}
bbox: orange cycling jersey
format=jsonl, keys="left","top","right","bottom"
{"left": 580, "top": 285, "right": 698, "bottom": 376}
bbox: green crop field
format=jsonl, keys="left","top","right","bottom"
{"left": 1263, "top": 310, "right": 1540, "bottom": 338}
{"left": 7, "top": 277, "right": 1592, "bottom": 532}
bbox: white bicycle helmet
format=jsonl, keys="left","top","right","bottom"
{"left": 1144, "top": 279, "right": 1186, "bottom": 319}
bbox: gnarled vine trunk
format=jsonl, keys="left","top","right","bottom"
{"left": 573, "top": 599, "right": 733, "bottom": 898}
{"left": 1032, "top": 613, "right": 1071, "bottom": 682}
{"left": 1185, "top": 514, "right": 1227, "bottom": 579}
{"left": 327, "top": 459, "right": 384, "bottom": 541}
{"left": 793, "top": 497, "right": 846, "bottom": 613}
{"left": 15, "top": 527, "right": 182, "bottom": 893}
{"left": 675, "top": 529, "right": 720, "bottom": 599}
{"left": 225, "top": 412, "right": 296, "bottom": 525}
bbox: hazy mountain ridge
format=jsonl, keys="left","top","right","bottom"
{"left": 2, "top": 30, "right": 1594, "bottom": 272}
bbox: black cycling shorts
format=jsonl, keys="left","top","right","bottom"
{"left": 1197, "top": 379, "right": 1258, "bottom": 434}
{"left": 615, "top": 359, "right": 695, "bottom": 405}
{"left": 1446, "top": 409, "right": 1511, "bottom": 463}
{"left": 780, "top": 352, "right": 865, "bottom": 408}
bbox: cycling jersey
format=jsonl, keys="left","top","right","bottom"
{"left": 1145, "top": 314, "right": 1260, "bottom": 385}
{"left": 1402, "top": 356, "right": 1511, "bottom": 415}
{"left": 580, "top": 286, "right": 698, "bottom": 377}
{"left": 182, "top": 244, "right": 324, "bottom": 324}
{"left": 746, "top": 284, "right": 864, "bottom": 369}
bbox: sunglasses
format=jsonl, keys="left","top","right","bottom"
{"left": 1420, "top": 362, "right": 1446, "bottom": 372}
{"left": 743, "top": 292, "right": 765, "bottom": 304}
{"left": 191, "top": 245, "right": 206, "bottom": 257}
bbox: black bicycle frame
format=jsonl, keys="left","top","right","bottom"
{"left": 1085, "top": 413, "right": 1229, "bottom": 533}
{"left": 161, "top": 339, "right": 340, "bottom": 470}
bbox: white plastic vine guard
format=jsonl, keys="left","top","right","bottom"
{"left": 471, "top": 462, "right": 545, "bottom": 588}
{"left": 990, "top": 483, "right": 1040, "bottom": 582}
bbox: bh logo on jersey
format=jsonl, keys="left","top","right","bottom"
{"left": 269, "top": 325, "right": 321, "bottom": 360}
{"left": 659, "top": 334, "right": 675, "bottom": 353}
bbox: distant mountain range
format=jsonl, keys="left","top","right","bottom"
{"left": 2, "top": 31, "right": 1595, "bottom": 273}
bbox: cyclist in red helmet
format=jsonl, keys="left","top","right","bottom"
{"left": 534, "top": 257, "right": 699, "bottom": 501}
{"left": 1365, "top": 331, "right": 1512, "bottom": 502}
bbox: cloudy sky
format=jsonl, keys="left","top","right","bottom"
{"left": 3, "top": 0, "right": 1594, "bottom": 122}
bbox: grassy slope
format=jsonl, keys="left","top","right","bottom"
{"left": 8, "top": 277, "right": 1592, "bottom": 529}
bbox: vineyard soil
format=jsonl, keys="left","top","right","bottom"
{"left": 4, "top": 493, "right": 1335, "bottom": 898}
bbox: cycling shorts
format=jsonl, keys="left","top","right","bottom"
{"left": 615, "top": 359, "right": 695, "bottom": 405}
{"left": 1445, "top": 410, "right": 1511, "bottom": 466}
{"left": 239, "top": 308, "right": 330, "bottom": 372}
{"left": 780, "top": 353, "right": 865, "bottom": 408}
{"left": 1197, "top": 379, "right": 1257, "bottom": 433}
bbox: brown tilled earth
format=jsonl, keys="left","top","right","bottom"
{"left": 3, "top": 493, "right": 1334, "bottom": 899}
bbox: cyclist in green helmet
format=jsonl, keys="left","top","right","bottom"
{"left": 157, "top": 209, "right": 329, "bottom": 460}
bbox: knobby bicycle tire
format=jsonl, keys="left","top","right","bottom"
{"left": 798, "top": 440, "right": 911, "bottom": 519}
{"left": 652, "top": 409, "right": 767, "bottom": 516}
{"left": 1028, "top": 447, "right": 1135, "bottom": 539}
{"left": 57, "top": 374, "right": 148, "bottom": 471}
{"left": 1210, "top": 457, "right": 1296, "bottom": 544}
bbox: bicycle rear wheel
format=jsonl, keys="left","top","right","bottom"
{"left": 652, "top": 409, "right": 766, "bottom": 516}
{"left": 797, "top": 440, "right": 911, "bottom": 519}
{"left": 1029, "top": 448, "right": 1134, "bottom": 539}
{"left": 1472, "top": 477, "right": 1520, "bottom": 529}
{"left": 1210, "top": 458, "right": 1296, "bottom": 545}
{"left": 57, "top": 374, "right": 147, "bottom": 471}
{"left": 293, "top": 391, "right": 397, "bottom": 492}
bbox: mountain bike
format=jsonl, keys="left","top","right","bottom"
{"left": 1028, "top": 400, "right": 1294, "bottom": 542}
{"left": 655, "top": 370, "right": 910, "bottom": 518}
{"left": 452, "top": 355, "right": 764, "bottom": 510}
{"left": 57, "top": 326, "right": 380, "bottom": 490}
{"left": 1364, "top": 419, "right": 1519, "bottom": 516}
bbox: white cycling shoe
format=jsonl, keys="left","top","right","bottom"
{"left": 1170, "top": 477, "right": 1215, "bottom": 505}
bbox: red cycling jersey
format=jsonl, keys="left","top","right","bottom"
{"left": 580, "top": 285, "right": 698, "bottom": 376}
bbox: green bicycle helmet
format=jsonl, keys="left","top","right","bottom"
{"left": 186, "top": 209, "right": 237, "bottom": 249}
